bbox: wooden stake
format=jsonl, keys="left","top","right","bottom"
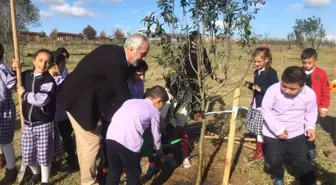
{"left": 226, "top": 137, "right": 256, "bottom": 142}
{"left": 10, "top": 0, "right": 24, "bottom": 130}
{"left": 222, "top": 88, "right": 240, "bottom": 185}
{"left": 10, "top": 1, "right": 27, "bottom": 184}
{"left": 234, "top": 141, "right": 256, "bottom": 150}
{"left": 203, "top": 135, "right": 256, "bottom": 142}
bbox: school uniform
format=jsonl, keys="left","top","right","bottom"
{"left": 262, "top": 82, "right": 317, "bottom": 184}
{"left": 160, "top": 88, "right": 192, "bottom": 167}
{"left": 19, "top": 70, "right": 62, "bottom": 166}
{"left": 106, "top": 99, "right": 162, "bottom": 185}
{"left": 54, "top": 73, "right": 76, "bottom": 164}
{"left": 305, "top": 66, "right": 330, "bottom": 155}
{"left": 127, "top": 79, "right": 145, "bottom": 99}
{"left": 246, "top": 67, "right": 278, "bottom": 135}
{"left": 305, "top": 66, "right": 330, "bottom": 110}
{"left": 0, "top": 62, "right": 16, "bottom": 145}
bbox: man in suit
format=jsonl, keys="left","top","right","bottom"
{"left": 57, "top": 33, "right": 150, "bottom": 185}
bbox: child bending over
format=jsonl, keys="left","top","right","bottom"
{"left": 106, "top": 85, "right": 168, "bottom": 185}
{"left": 262, "top": 66, "right": 317, "bottom": 185}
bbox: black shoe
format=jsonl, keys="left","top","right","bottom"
{"left": 309, "top": 150, "right": 318, "bottom": 161}
{"left": 24, "top": 174, "right": 41, "bottom": 185}
{"left": 41, "top": 183, "right": 51, "bottom": 185}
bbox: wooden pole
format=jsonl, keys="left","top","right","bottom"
{"left": 234, "top": 141, "right": 256, "bottom": 150}
{"left": 10, "top": 0, "right": 24, "bottom": 130}
{"left": 11, "top": 2, "right": 28, "bottom": 183}
{"left": 222, "top": 88, "right": 240, "bottom": 185}
{"left": 203, "top": 135, "right": 256, "bottom": 142}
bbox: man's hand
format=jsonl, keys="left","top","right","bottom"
{"left": 252, "top": 85, "right": 261, "bottom": 92}
{"left": 319, "top": 109, "right": 328, "bottom": 118}
{"left": 307, "top": 129, "right": 316, "bottom": 141}
{"left": 17, "top": 86, "right": 25, "bottom": 96}
{"left": 12, "top": 59, "right": 22, "bottom": 71}
{"left": 279, "top": 129, "right": 288, "bottom": 139}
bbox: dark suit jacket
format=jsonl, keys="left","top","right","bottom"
{"left": 57, "top": 45, "right": 133, "bottom": 131}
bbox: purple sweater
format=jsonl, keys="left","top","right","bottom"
{"left": 106, "top": 99, "right": 162, "bottom": 153}
{"left": 262, "top": 82, "right": 318, "bottom": 139}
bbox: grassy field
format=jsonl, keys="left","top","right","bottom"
{"left": 1, "top": 42, "right": 336, "bottom": 185}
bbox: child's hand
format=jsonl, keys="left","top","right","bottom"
{"left": 244, "top": 81, "right": 252, "bottom": 87}
{"left": 17, "top": 86, "right": 25, "bottom": 96}
{"left": 307, "top": 129, "right": 316, "bottom": 141}
{"left": 319, "top": 109, "right": 328, "bottom": 118}
{"left": 279, "top": 129, "right": 288, "bottom": 139}
{"left": 12, "top": 59, "right": 22, "bottom": 71}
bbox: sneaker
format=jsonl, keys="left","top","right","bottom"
{"left": 183, "top": 158, "right": 191, "bottom": 168}
{"left": 309, "top": 150, "right": 318, "bottom": 161}
{"left": 273, "top": 179, "right": 283, "bottom": 185}
{"left": 24, "top": 174, "right": 41, "bottom": 185}
{"left": 145, "top": 162, "right": 156, "bottom": 176}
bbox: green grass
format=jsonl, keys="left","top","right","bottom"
{"left": 1, "top": 42, "right": 336, "bottom": 185}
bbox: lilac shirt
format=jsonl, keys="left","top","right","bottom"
{"left": 262, "top": 82, "right": 318, "bottom": 139}
{"left": 106, "top": 99, "right": 162, "bottom": 153}
{"left": 127, "top": 79, "right": 144, "bottom": 99}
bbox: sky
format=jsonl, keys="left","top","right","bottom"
{"left": 28, "top": 0, "right": 336, "bottom": 40}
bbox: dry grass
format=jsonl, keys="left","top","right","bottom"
{"left": 1, "top": 43, "right": 335, "bottom": 185}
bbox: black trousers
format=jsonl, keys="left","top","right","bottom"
{"left": 101, "top": 119, "right": 110, "bottom": 167}
{"left": 264, "top": 135, "right": 316, "bottom": 184}
{"left": 189, "top": 81, "right": 201, "bottom": 113}
{"left": 106, "top": 140, "right": 142, "bottom": 185}
{"left": 57, "top": 119, "right": 76, "bottom": 163}
{"left": 307, "top": 139, "right": 316, "bottom": 150}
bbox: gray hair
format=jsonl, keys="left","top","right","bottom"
{"left": 124, "top": 33, "right": 149, "bottom": 50}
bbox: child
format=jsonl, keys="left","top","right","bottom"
{"left": 56, "top": 47, "right": 69, "bottom": 78}
{"left": 127, "top": 60, "right": 148, "bottom": 99}
{"left": 106, "top": 85, "right": 168, "bottom": 185}
{"left": 301, "top": 48, "right": 330, "bottom": 161}
{"left": 49, "top": 51, "right": 78, "bottom": 170}
{"left": 244, "top": 45, "right": 278, "bottom": 161}
{"left": 0, "top": 42, "right": 17, "bottom": 184}
{"left": 144, "top": 73, "right": 192, "bottom": 176}
{"left": 262, "top": 66, "right": 317, "bottom": 185}
{"left": 12, "top": 49, "right": 60, "bottom": 185}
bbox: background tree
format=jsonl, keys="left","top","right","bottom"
{"left": 0, "top": 0, "right": 40, "bottom": 61}
{"left": 287, "top": 32, "right": 294, "bottom": 49}
{"left": 50, "top": 28, "right": 58, "bottom": 40}
{"left": 114, "top": 28, "right": 125, "bottom": 39}
{"left": 292, "top": 16, "right": 326, "bottom": 50}
{"left": 113, "top": 28, "right": 126, "bottom": 45}
{"left": 83, "top": 25, "right": 97, "bottom": 40}
{"left": 40, "top": 30, "right": 46, "bottom": 37}
{"left": 141, "top": 0, "right": 263, "bottom": 184}
{"left": 99, "top": 30, "right": 107, "bottom": 38}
